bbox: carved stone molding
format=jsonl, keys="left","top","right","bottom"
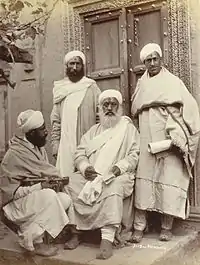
{"left": 168, "top": 0, "right": 191, "bottom": 89}
{"left": 63, "top": 0, "right": 191, "bottom": 88}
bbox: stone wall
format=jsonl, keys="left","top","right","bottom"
{"left": 38, "top": 0, "right": 66, "bottom": 161}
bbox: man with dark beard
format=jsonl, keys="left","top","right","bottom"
{"left": 64, "top": 89, "right": 139, "bottom": 260}
{"left": 51, "top": 51, "right": 101, "bottom": 177}
{"left": 1, "top": 110, "right": 71, "bottom": 256}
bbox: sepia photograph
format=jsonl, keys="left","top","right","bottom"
{"left": 0, "top": 0, "right": 200, "bottom": 264}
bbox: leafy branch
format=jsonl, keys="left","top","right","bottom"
{"left": 0, "top": 0, "right": 60, "bottom": 87}
{"left": 0, "top": 0, "right": 60, "bottom": 60}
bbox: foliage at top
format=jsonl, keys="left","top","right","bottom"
{"left": 0, "top": 0, "right": 60, "bottom": 66}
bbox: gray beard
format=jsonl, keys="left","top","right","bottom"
{"left": 99, "top": 107, "right": 123, "bottom": 129}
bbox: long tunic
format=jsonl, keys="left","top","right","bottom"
{"left": 135, "top": 107, "right": 190, "bottom": 218}
{"left": 131, "top": 67, "right": 200, "bottom": 219}
{"left": 51, "top": 76, "right": 101, "bottom": 176}
{"left": 67, "top": 116, "right": 139, "bottom": 232}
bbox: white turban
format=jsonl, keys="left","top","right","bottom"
{"left": 17, "top": 109, "right": 44, "bottom": 133}
{"left": 140, "top": 43, "right": 162, "bottom": 62}
{"left": 98, "top": 89, "right": 123, "bottom": 105}
{"left": 64, "top": 50, "right": 86, "bottom": 65}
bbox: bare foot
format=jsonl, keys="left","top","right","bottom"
{"left": 159, "top": 229, "right": 172, "bottom": 241}
{"left": 130, "top": 230, "right": 143, "bottom": 243}
{"left": 64, "top": 234, "right": 81, "bottom": 250}
{"left": 96, "top": 239, "right": 113, "bottom": 260}
{"left": 21, "top": 244, "right": 58, "bottom": 257}
{"left": 34, "top": 243, "right": 58, "bottom": 256}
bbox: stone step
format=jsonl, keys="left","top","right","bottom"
{"left": 0, "top": 221, "right": 198, "bottom": 265}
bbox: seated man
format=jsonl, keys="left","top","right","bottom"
{"left": 1, "top": 110, "right": 71, "bottom": 257}
{"left": 65, "top": 89, "right": 139, "bottom": 260}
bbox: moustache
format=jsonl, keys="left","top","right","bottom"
{"left": 69, "top": 70, "right": 78, "bottom": 75}
{"left": 149, "top": 67, "right": 158, "bottom": 71}
{"left": 105, "top": 111, "right": 115, "bottom": 116}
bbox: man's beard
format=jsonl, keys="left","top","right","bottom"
{"left": 99, "top": 106, "right": 123, "bottom": 129}
{"left": 66, "top": 68, "right": 84, "bottom": 83}
{"left": 27, "top": 134, "right": 47, "bottom": 148}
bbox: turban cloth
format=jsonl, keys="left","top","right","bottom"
{"left": 64, "top": 50, "right": 86, "bottom": 65}
{"left": 98, "top": 89, "right": 123, "bottom": 105}
{"left": 140, "top": 43, "right": 162, "bottom": 62}
{"left": 17, "top": 109, "right": 44, "bottom": 133}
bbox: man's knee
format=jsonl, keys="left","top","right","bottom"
{"left": 57, "top": 192, "right": 72, "bottom": 210}
{"left": 40, "top": 189, "right": 71, "bottom": 210}
{"left": 40, "top": 188, "right": 57, "bottom": 201}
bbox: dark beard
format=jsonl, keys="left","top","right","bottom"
{"left": 66, "top": 68, "right": 84, "bottom": 83}
{"left": 26, "top": 133, "right": 46, "bottom": 147}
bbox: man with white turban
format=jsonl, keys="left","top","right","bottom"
{"left": 64, "top": 89, "right": 139, "bottom": 260}
{"left": 51, "top": 50, "right": 101, "bottom": 177}
{"left": 131, "top": 43, "right": 200, "bottom": 243}
{"left": 1, "top": 109, "right": 71, "bottom": 256}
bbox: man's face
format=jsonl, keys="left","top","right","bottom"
{"left": 102, "top": 97, "right": 119, "bottom": 116}
{"left": 144, "top": 51, "right": 162, "bottom": 77}
{"left": 26, "top": 123, "right": 48, "bottom": 147}
{"left": 65, "top": 56, "right": 84, "bottom": 82}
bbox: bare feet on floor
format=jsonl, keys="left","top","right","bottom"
{"left": 96, "top": 239, "right": 113, "bottom": 260}
{"left": 21, "top": 243, "right": 58, "bottom": 257}
{"left": 159, "top": 229, "right": 172, "bottom": 241}
{"left": 130, "top": 230, "right": 144, "bottom": 243}
{"left": 64, "top": 234, "right": 81, "bottom": 250}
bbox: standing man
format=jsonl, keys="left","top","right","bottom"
{"left": 51, "top": 50, "right": 101, "bottom": 177}
{"left": 131, "top": 43, "right": 200, "bottom": 243}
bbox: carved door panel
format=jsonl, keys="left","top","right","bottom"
{"left": 84, "top": 9, "right": 129, "bottom": 114}
{"left": 127, "top": 1, "right": 168, "bottom": 97}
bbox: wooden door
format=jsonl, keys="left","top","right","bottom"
{"left": 127, "top": 1, "right": 168, "bottom": 97}
{"left": 84, "top": 9, "right": 129, "bottom": 115}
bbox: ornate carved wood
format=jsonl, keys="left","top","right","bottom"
{"left": 63, "top": 0, "right": 191, "bottom": 88}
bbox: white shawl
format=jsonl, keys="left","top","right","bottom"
{"left": 78, "top": 117, "right": 130, "bottom": 205}
{"left": 54, "top": 77, "right": 92, "bottom": 177}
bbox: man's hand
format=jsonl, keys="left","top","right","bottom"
{"left": 52, "top": 143, "right": 59, "bottom": 161}
{"left": 84, "top": 166, "right": 98, "bottom": 181}
{"left": 41, "top": 181, "right": 57, "bottom": 190}
{"left": 53, "top": 154, "right": 57, "bottom": 161}
{"left": 111, "top": 165, "right": 121, "bottom": 177}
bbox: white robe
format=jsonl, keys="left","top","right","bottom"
{"left": 1, "top": 136, "right": 70, "bottom": 251}
{"left": 67, "top": 116, "right": 139, "bottom": 233}
{"left": 131, "top": 68, "right": 200, "bottom": 219}
{"left": 51, "top": 76, "right": 101, "bottom": 177}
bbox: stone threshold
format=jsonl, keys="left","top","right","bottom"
{"left": 0, "top": 221, "right": 198, "bottom": 265}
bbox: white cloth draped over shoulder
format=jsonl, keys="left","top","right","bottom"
{"left": 66, "top": 115, "right": 139, "bottom": 232}
{"left": 53, "top": 76, "right": 96, "bottom": 177}
{"left": 78, "top": 117, "right": 131, "bottom": 205}
{"left": 131, "top": 67, "right": 200, "bottom": 135}
{"left": 131, "top": 67, "right": 200, "bottom": 175}
{"left": 131, "top": 67, "right": 200, "bottom": 219}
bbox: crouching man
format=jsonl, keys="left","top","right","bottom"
{"left": 1, "top": 110, "right": 71, "bottom": 256}
{"left": 65, "top": 89, "right": 139, "bottom": 260}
